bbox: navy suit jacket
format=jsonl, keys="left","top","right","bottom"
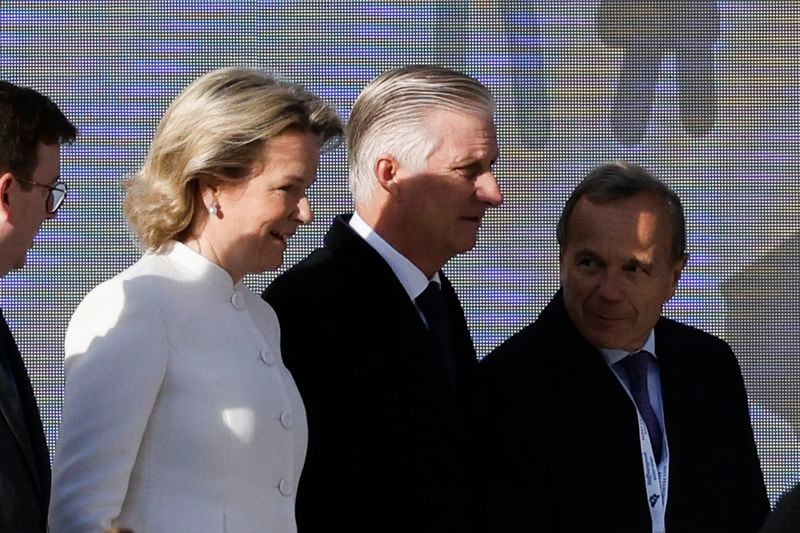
{"left": 481, "top": 290, "right": 770, "bottom": 533}
{"left": 264, "top": 214, "right": 490, "bottom": 533}
{"left": 0, "top": 309, "right": 50, "bottom": 532}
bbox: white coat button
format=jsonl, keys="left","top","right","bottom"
{"left": 280, "top": 411, "right": 293, "bottom": 429}
{"left": 278, "top": 478, "right": 293, "bottom": 496}
{"left": 231, "top": 291, "right": 246, "bottom": 310}
{"left": 259, "top": 349, "right": 275, "bottom": 366}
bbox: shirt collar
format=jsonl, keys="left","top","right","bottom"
{"left": 160, "top": 240, "right": 242, "bottom": 290}
{"left": 600, "top": 329, "right": 657, "bottom": 367}
{"left": 349, "top": 211, "right": 440, "bottom": 301}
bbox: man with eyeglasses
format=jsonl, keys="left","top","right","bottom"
{"left": 0, "top": 80, "right": 75, "bottom": 532}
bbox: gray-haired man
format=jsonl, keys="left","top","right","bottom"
{"left": 264, "top": 66, "right": 502, "bottom": 532}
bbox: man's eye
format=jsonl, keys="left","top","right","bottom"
{"left": 625, "top": 264, "right": 648, "bottom": 274}
{"left": 456, "top": 166, "right": 478, "bottom": 178}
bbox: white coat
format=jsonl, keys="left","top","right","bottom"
{"left": 49, "top": 241, "right": 307, "bottom": 533}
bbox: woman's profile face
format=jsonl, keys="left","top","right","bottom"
{"left": 211, "top": 129, "right": 320, "bottom": 280}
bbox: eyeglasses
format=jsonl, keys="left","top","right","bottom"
{"left": 15, "top": 177, "right": 68, "bottom": 214}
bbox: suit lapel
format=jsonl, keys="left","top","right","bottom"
{"left": 438, "top": 273, "right": 481, "bottom": 417}
{"left": 0, "top": 311, "right": 42, "bottom": 497}
{"left": 324, "top": 216, "right": 475, "bottom": 434}
{"left": 655, "top": 319, "right": 696, "bottom": 472}
{"left": 542, "top": 293, "right": 650, "bottom": 517}
{"left": 543, "top": 292, "right": 636, "bottom": 425}
{"left": 325, "top": 215, "right": 466, "bottom": 376}
{"left": 324, "top": 216, "right": 428, "bottom": 338}
{"left": 655, "top": 318, "right": 691, "bottom": 524}
{"left": 567, "top": 328, "right": 644, "bottom": 461}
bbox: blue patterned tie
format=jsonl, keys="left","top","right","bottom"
{"left": 619, "top": 350, "right": 663, "bottom": 462}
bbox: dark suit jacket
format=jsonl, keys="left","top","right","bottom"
{"left": 760, "top": 484, "right": 799, "bottom": 533}
{"left": 264, "top": 215, "right": 489, "bottom": 533}
{"left": 480, "top": 290, "right": 769, "bottom": 533}
{"left": 0, "top": 309, "right": 50, "bottom": 532}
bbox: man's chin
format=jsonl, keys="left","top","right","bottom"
{"left": 455, "top": 233, "right": 479, "bottom": 254}
{"left": 12, "top": 253, "right": 28, "bottom": 270}
{"left": 581, "top": 328, "right": 630, "bottom": 351}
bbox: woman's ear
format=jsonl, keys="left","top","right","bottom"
{"left": 198, "top": 182, "right": 221, "bottom": 212}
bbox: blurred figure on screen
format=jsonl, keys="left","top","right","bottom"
{"left": 597, "top": 1, "right": 720, "bottom": 144}
{"left": 481, "top": 161, "right": 769, "bottom": 532}
{"left": 723, "top": 234, "right": 800, "bottom": 504}
{"left": 49, "top": 68, "right": 342, "bottom": 533}
{"left": 0, "top": 81, "right": 75, "bottom": 533}
{"left": 264, "top": 65, "right": 503, "bottom": 532}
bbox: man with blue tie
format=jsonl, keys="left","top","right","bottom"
{"left": 0, "top": 81, "right": 75, "bottom": 532}
{"left": 481, "top": 161, "right": 769, "bottom": 532}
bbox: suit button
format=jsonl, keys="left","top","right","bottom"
{"left": 231, "top": 291, "right": 246, "bottom": 310}
{"left": 278, "top": 478, "right": 293, "bottom": 496}
{"left": 280, "top": 411, "right": 293, "bottom": 429}
{"left": 260, "top": 349, "right": 275, "bottom": 366}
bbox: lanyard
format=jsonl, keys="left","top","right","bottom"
{"left": 635, "top": 407, "right": 669, "bottom": 533}
{"left": 611, "top": 365, "right": 670, "bottom": 533}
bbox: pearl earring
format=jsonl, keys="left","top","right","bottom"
{"left": 208, "top": 200, "right": 219, "bottom": 217}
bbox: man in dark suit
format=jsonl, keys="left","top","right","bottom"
{"left": 264, "top": 66, "right": 502, "bottom": 532}
{"left": 0, "top": 81, "right": 75, "bottom": 531}
{"left": 481, "top": 161, "right": 769, "bottom": 533}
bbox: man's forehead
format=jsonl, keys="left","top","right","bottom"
{"left": 427, "top": 107, "right": 494, "bottom": 127}
{"left": 432, "top": 114, "right": 496, "bottom": 147}
{"left": 564, "top": 213, "right": 663, "bottom": 254}
{"left": 36, "top": 142, "right": 61, "bottom": 157}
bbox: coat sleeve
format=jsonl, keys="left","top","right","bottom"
{"left": 727, "top": 345, "right": 771, "bottom": 533}
{"left": 480, "top": 342, "right": 559, "bottom": 533}
{"left": 49, "top": 278, "right": 169, "bottom": 533}
{"left": 760, "top": 483, "right": 800, "bottom": 533}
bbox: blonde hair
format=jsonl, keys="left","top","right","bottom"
{"left": 125, "top": 67, "right": 342, "bottom": 251}
{"left": 347, "top": 65, "right": 493, "bottom": 204}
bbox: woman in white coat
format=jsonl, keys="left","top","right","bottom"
{"left": 49, "top": 68, "right": 342, "bottom": 533}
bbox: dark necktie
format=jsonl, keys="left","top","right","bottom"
{"left": 415, "top": 281, "right": 457, "bottom": 388}
{"left": 619, "top": 350, "right": 663, "bottom": 462}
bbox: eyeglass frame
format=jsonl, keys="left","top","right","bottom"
{"left": 14, "top": 176, "right": 68, "bottom": 214}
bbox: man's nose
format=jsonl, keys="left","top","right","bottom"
{"left": 476, "top": 171, "right": 503, "bottom": 207}
{"left": 595, "top": 272, "right": 624, "bottom": 302}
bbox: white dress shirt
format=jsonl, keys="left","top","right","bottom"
{"left": 600, "top": 331, "right": 666, "bottom": 442}
{"left": 349, "top": 211, "right": 440, "bottom": 316}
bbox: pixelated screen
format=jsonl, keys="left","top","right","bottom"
{"left": 1, "top": 0, "right": 798, "bottom": 504}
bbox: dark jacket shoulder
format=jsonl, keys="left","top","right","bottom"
{"left": 481, "top": 290, "right": 585, "bottom": 380}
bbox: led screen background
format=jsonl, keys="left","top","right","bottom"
{"left": 1, "top": 0, "right": 798, "bottom": 504}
